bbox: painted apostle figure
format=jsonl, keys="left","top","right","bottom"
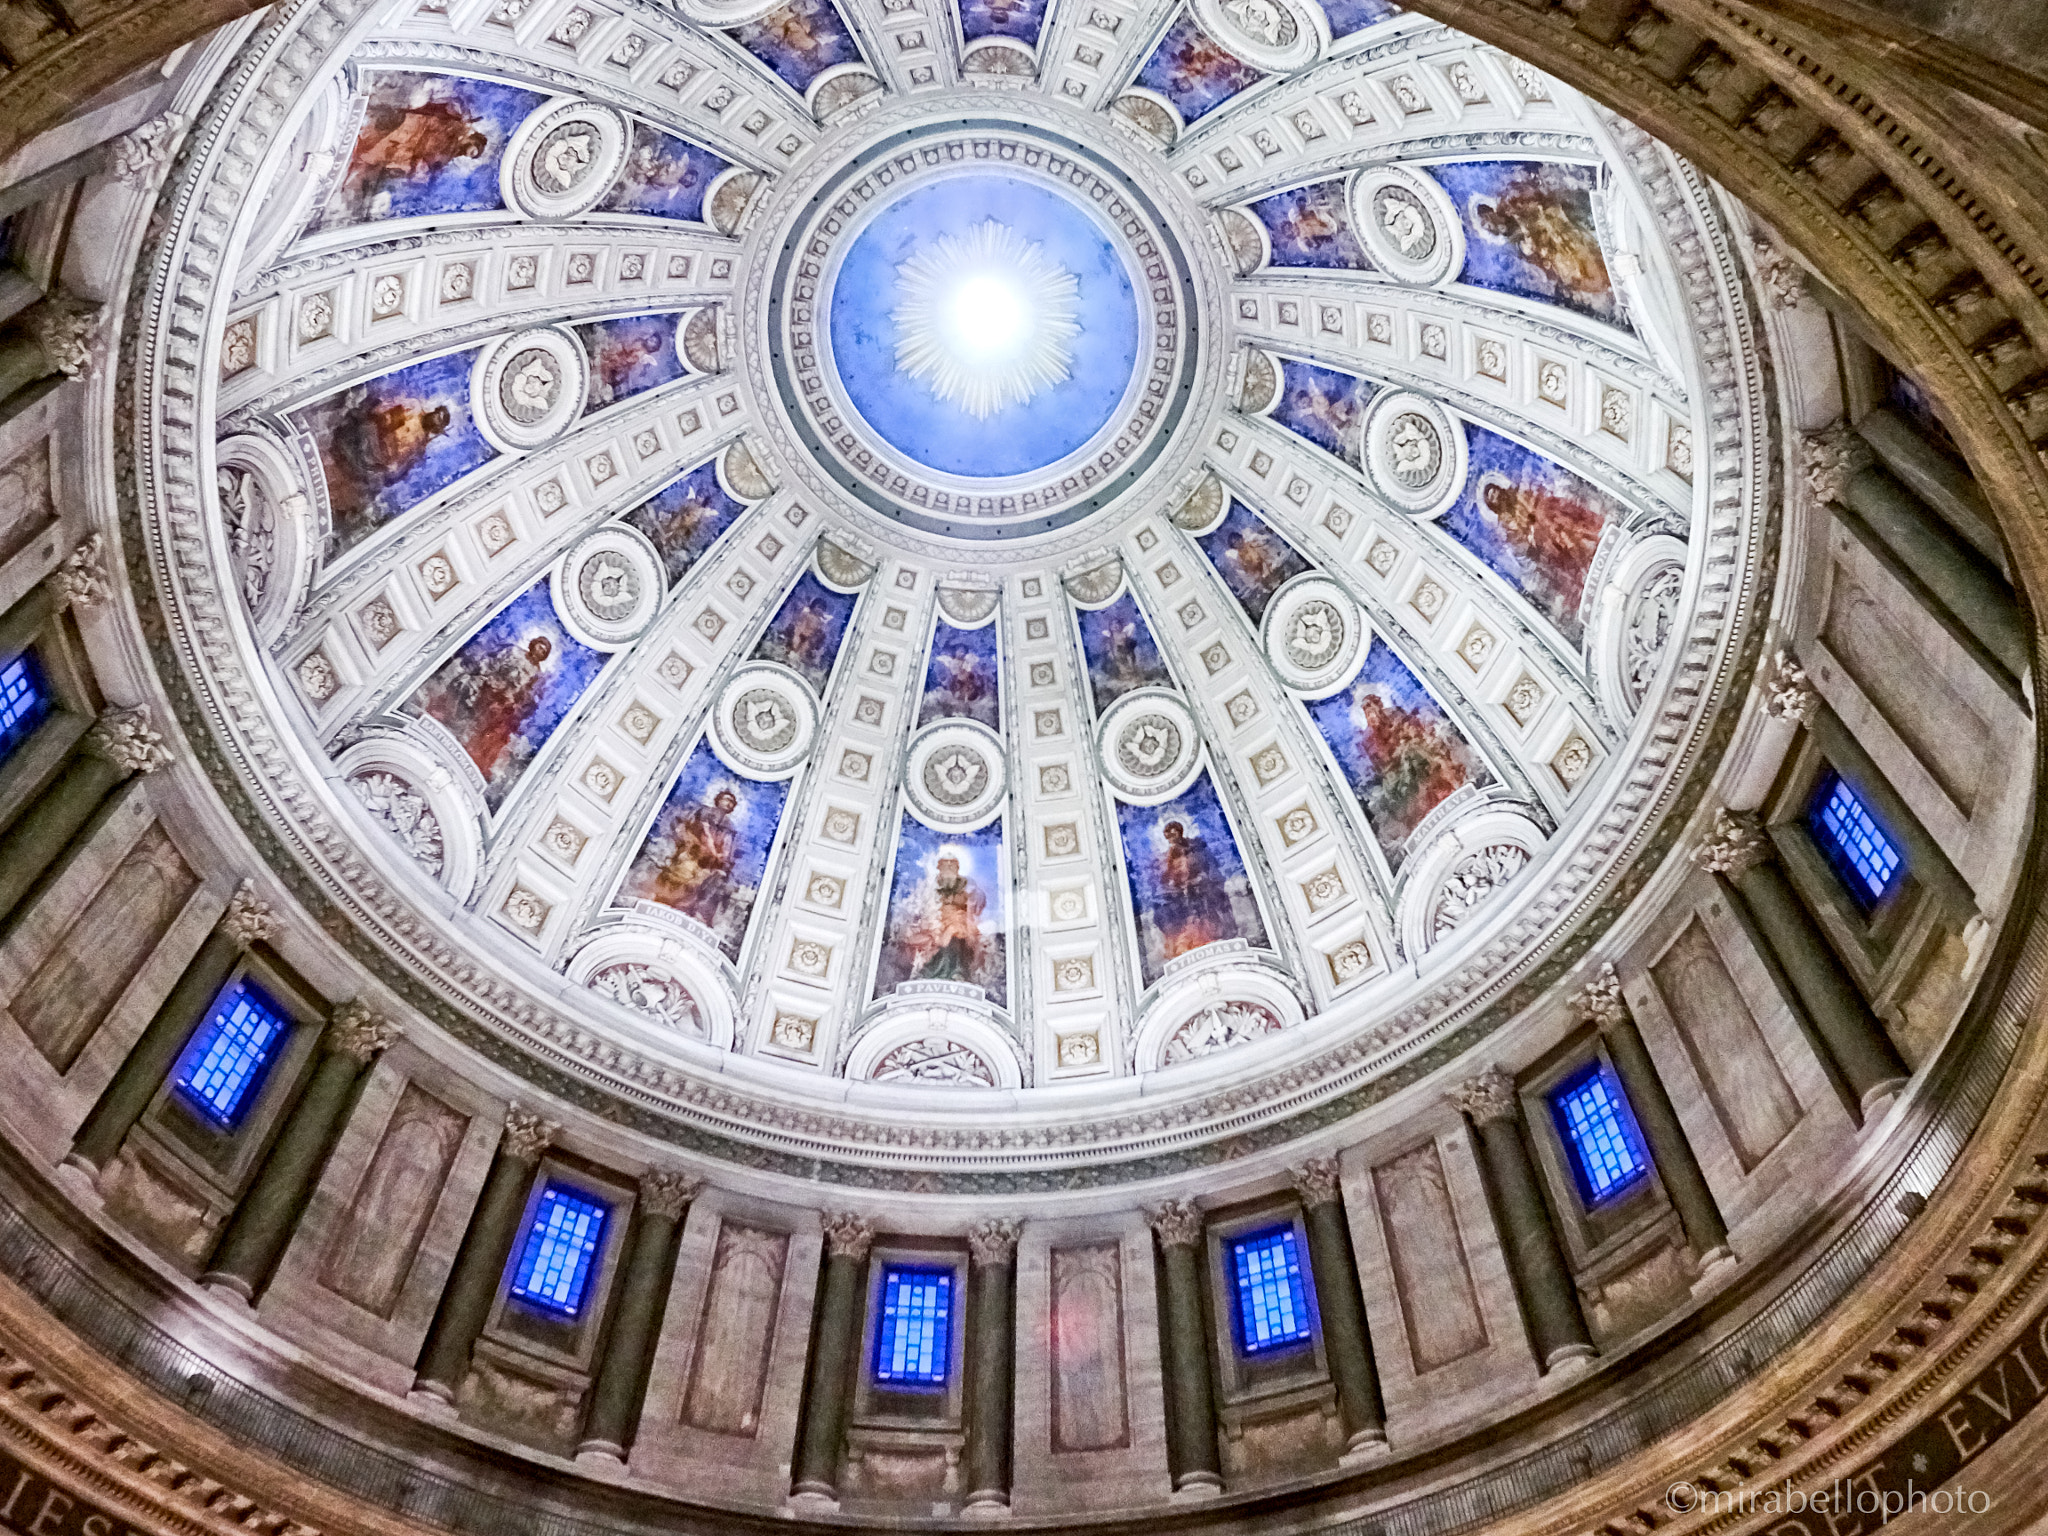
{"left": 1157, "top": 819, "right": 1232, "bottom": 958}
{"left": 653, "top": 787, "right": 741, "bottom": 928}
{"left": 901, "top": 853, "right": 989, "bottom": 985}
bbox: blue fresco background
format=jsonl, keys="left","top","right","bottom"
{"left": 872, "top": 813, "right": 1008, "bottom": 1006}
{"left": 1427, "top": 160, "right": 1624, "bottom": 329}
{"left": 292, "top": 348, "right": 496, "bottom": 554}
{"left": 1196, "top": 500, "right": 1311, "bottom": 625}
{"left": 574, "top": 312, "right": 689, "bottom": 415}
{"left": 410, "top": 579, "right": 604, "bottom": 813}
{"left": 751, "top": 570, "right": 858, "bottom": 692}
{"left": 917, "top": 619, "right": 1001, "bottom": 730}
{"left": 1133, "top": 11, "right": 1265, "bottom": 125}
{"left": 620, "top": 739, "right": 790, "bottom": 960}
{"left": 959, "top": 0, "right": 1049, "bottom": 44}
{"left": 316, "top": 72, "right": 544, "bottom": 230}
{"left": 1249, "top": 180, "right": 1372, "bottom": 270}
{"left": 726, "top": 0, "right": 865, "bottom": 92}
{"left": 1116, "top": 771, "right": 1269, "bottom": 987}
{"left": 1321, "top": 0, "right": 1402, "bottom": 37}
{"left": 1077, "top": 591, "right": 1172, "bottom": 716}
{"left": 596, "top": 123, "right": 731, "bottom": 223}
{"left": 1305, "top": 637, "right": 1490, "bottom": 868}
{"left": 1269, "top": 358, "right": 1376, "bottom": 466}
{"left": 828, "top": 174, "right": 1139, "bottom": 478}
{"left": 624, "top": 460, "right": 744, "bottom": 583}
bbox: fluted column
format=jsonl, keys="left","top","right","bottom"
{"left": 964, "top": 1217, "right": 1020, "bottom": 1515}
{"left": 412, "top": 1107, "right": 557, "bottom": 1405}
{"left": 792, "top": 1212, "right": 874, "bottom": 1502}
{"left": 578, "top": 1169, "right": 701, "bottom": 1464}
{"left": 66, "top": 880, "right": 272, "bottom": 1177}
{"left": 1146, "top": 1200, "right": 1221, "bottom": 1494}
{"left": 1288, "top": 1158, "right": 1386, "bottom": 1457}
{"left": 1451, "top": 1069, "right": 1595, "bottom": 1373}
{"left": 1570, "top": 966, "right": 1732, "bottom": 1273}
{"left": 202, "top": 1001, "right": 397, "bottom": 1300}
{"left": 0, "top": 703, "right": 169, "bottom": 928}
{"left": 1694, "top": 808, "right": 1907, "bottom": 1118}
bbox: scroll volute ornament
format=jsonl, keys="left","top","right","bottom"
{"left": 1145, "top": 1199, "right": 1205, "bottom": 1249}
{"left": 821, "top": 1211, "right": 875, "bottom": 1261}
{"left": 1448, "top": 1066, "right": 1519, "bottom": 1126}
{"left": 1570, "top": 962, "right": 1630, "bottom": 1032}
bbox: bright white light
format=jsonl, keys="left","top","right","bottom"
{"left": 893, "top": 221, "right": 1080, "bottom": 419}
{"left": 947, "top": 275, "right": 1028, "bottom": 355}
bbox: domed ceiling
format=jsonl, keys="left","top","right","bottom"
{"left": 128, "top": 0, "right": 1770, "bottom": 1186}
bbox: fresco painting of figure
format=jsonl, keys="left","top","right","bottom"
{"left": 317, "top": 72, "right": 545, "bottom": 230}
{"left": 293, "top": 349, "right": 496, "bottom": 554}
{"left": 619, "top": 739, "right": 790, "bottom": 959}
{"left": 1428, "top": 160, "right": 1624, "bottom": 329}
{"left": 727, "top": 0, "right": 865, "bottom": 94}
{"left": 1197, "top": 499, "right": 1312, "bottom": 625}
{"left": 1270, "top": 358, "right": 1376, "bottom": 467}
{"left": 751, "top": 571, "right": 857, "bottom": 692}
{"left": 872, "top": 815, "right": 1008, "bottom": 1006}
{"left": 1077, "top": 591, "right": 1173, "bottom": 715}
{"left": 1321, "top": 0, "right": 1401, "bottom": 37}
{"left": 1133, "top": 10, "right": 1266, "bottom": 126}
{"left": 917, "top": 620, "right": 1000, "bottom": 730}
{"left": 1249, "top": 180, "right": 1372, "bottom": 270}
{"left": 1306, "top": 637, "right": 1491, "bottom": 868}
{"left": 1117, "top": 772, "right": 1269, "bottom": 986}
{"left": 1441, "top": 425, "right": 1620, "bottom": 646}
{"left": 573, "top": 312, "right": 688, "bottom": 415}
{"left": 596, "top": 123, "right": 731, "bottom": 224}
{"left": 410, "top": 580, "right": 604, "bottom": 812}
{"left": 959, "top": 0, "right": 1050, "bottom": 45}
{"left": 624, "top": 461, "right": 744, "bottom": 583}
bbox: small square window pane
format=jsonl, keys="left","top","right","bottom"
{"left": 1552, "top": 1065, "right": 1649, "bottom": 1204}
{"left": 0, "top": 652, "right": 52, "bottom": 763}
{"left": 874, "top": 1266, "right": 953, "bottom": 1386}
{"left": 1231, "top": 1227, "right": 1312, "bottom": 1355}
{"left": 170, "top": 979, "right": 290, "bottom": 1128}
{"left": 509, "top": 1186, "right": 608, "bottom": 1317}
{"left": 1807, "top": 771, "right": 1903, "bottom": 911}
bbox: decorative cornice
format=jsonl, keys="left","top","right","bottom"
{"left": 966, "top": 1217, "right": 1022, "bottom": 1267}
{"left": 325, "top": 999, "right": 396, "bottom": 1063}
{"left": 500, "top": 1106, "right": 558, "bottom": 1164}
{"left": 1448, "top": 1066, "right": 1519, "bottom": 1125}
{"left": 1692, "top": 806, "right": 1773, "bottom": 878}
{"left": 215, "top": 880, "right": 273, "bottom": 950}
{"left": 82, "top": 706, "right": 171, "bottom": 776}
{"left": 639, "top": 1168, "right": 702, "bottom": 1220}
{"left": 1145, "top": 1199, "right": 1204, "bottom": 1249}
{"left": 1289, "top": 1155, "right": 1343, "bottom": 1209}
{"left": 820, "top": 1212, "right": 875, "bottom": 1261}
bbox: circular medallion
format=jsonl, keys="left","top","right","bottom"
{"left": 1362, "top": 391, "right": 1466, "bottom": 517}
{"left": 474, "top": 328, "right": 588, "bottom": 450}
{"left": 711, "top": 664, "right": 819, "bottom": 777}
{"left": 904, "top": 720, "right": 1006, "bottom": 827}
{"left": 1097, "top": 688, "right": 1200, "bottom": 801}
{"left": 502, "top": 100, "right": 628, "bottom": 221}
{"left": 1193, "top": 0, "right": 1320, "bottom": 72}
{"left": 554, "top": 527, "right": 663, "bottom": 648}
{"left": 769, "top": 124, "right": 1198, "bottom": 541}
{"left": 1351, "top": 166, "right": 1463, "bottom": 286}
{"left": 1263, "top": 577, "right": 1365, "bottom": 695}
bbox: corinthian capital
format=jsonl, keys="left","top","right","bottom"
{"left": 501, "top": 1105, "right": 558, "bottom": 1163}
{"left": 821, "top": 1211, "right": 875, "bottom": 1261}
{"left": 1570, "top": 963, "right": 1630, "bottom": 1031}
{"left": 84, "top": 706, "right": 172, "bottom": 776}
{"left": 216, "top": 879, "right": 274, "bottom": 950}
{"left": 1289, "top": 1155, "right": 1343, "bottom": 1209}
{"left": 25, "top": 295, "right": 103, "bottom": 381}
{"left": 1144, "top": 1199, "right": 1204, "bottom": 1249}
{"left": 1763, "top": 650, "right": 1818, "bottom": 723}
{"left": 1800, "top": 423, "right": 1870, "bottom": 506}
{"left": 1448, "top": 1066, "right": 1519, "bottom": 1126}
{"left": 1693, "top": 807, "right": 1771, "bottom": 877}
{"left": 327, "top": 999, "right": 397, "bottom": 1063}
{"left": 49, "top": 534, "right": 109, "bottom": 611}
{"left": 640, "top": 1168, "right": 702, "bottom": 1220}
{"left": 967, "top": 1217, "right": 1022, "bottom": 1267}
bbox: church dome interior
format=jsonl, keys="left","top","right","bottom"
{"left": 0, "top": 0, "right": 2044, "bottom": 1531}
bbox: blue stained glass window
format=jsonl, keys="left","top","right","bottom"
{"left": 1807, "top": 771, "right": 1904, "bottom": 912}
{"left": 874, "top": 1266, "right": 953, "bottom": 1387}
{"left": 170, "top": 978, "right": 290, "bottom": 1128}
{"left": 509, "top": 1185, "right": 609, "bottom": 1317}
{"left": 1552, "top": 1063, "right": 1650, "bottom": 1205}
{"left": 1230, "top": 1226, "right": 1312, "bottom": 1355}
{"left": 0, "top": 652, "right": 52, "bottom": 764}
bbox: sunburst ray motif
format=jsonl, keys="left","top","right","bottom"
{"left": 891, "top": 220, "right": 1083, "bottom": 420}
